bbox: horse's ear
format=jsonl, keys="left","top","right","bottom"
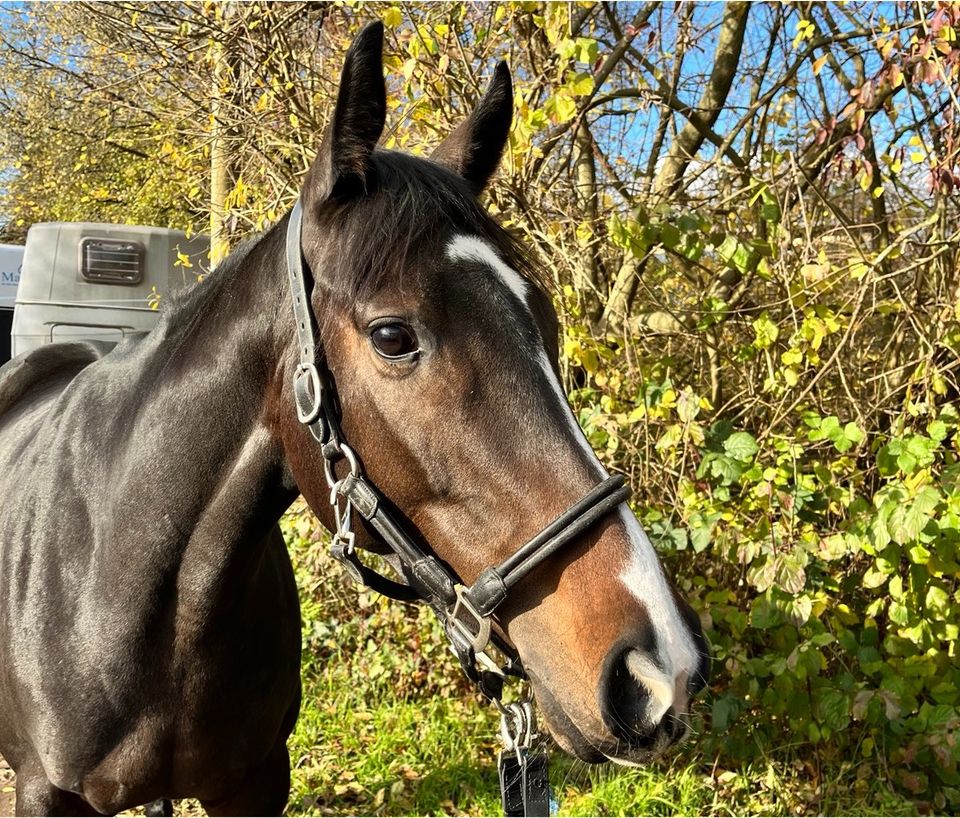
{"left": 304, "top": 20, "right": 387, "bottom": 204}
{"left": 432, "top": 61, "right": 513, "bottom": 195}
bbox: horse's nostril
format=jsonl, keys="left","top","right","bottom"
{"left": 599, "top": 650, "right": 665, "bottom": 747}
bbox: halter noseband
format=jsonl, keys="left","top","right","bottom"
{"left": 284, "top": 199, "right": 631, "bottom": 698}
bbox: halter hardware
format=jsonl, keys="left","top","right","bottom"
{"left": 293, "top": 362, "right": 324, "bottom": 426}
{"left": 448, "top": 584, "right": 493, "bottom": 655}
{"left": 285, "top": 198, "right": 630, "bottom": 816}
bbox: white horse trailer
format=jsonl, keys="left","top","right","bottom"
{"left": 11, "top": 223, "right": 208, "bottom": 359}
{"left": 0, "top": 244, "right": 25, "bottom": 364}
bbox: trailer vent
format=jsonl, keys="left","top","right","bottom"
{"left": 79, "top": 238, "right": 144, "bottom": 284}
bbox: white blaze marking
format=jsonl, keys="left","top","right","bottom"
{"left": 446, "top": 234, "right": 604, "bottom": 476}
{"left": 446, "top": 234, "right": 701, "bottom": 723}
{"left": 447, "top": 235, "right": 530, "bottom": 305}
{"left": 618, "top": 508, "right": 701, "bottom": 707}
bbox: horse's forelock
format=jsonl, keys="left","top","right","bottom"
{"left": 308, "top": 150, "right": 546, "bottom": 315}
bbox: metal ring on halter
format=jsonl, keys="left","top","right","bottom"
{"left": 323, "top": 442, "right": 360, "bottom": 490}
{"left": 499, "top": 700, "right": 535, "bottom": 752}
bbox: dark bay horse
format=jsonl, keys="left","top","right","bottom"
{"left": 0, "top": 22, "right": 708, "bottom": 816}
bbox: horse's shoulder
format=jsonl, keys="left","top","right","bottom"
{"left": 0, "top": 341, "right": 117, "bottom": 418}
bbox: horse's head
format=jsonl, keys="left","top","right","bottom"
{"left": 283, "top": 22, "right": 709, "bottom": 765}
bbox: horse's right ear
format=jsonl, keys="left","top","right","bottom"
{"left": 304, "top": 21, "right": 387, "bottom": 206}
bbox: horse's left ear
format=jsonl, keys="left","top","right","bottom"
{"left": 304, "top": 20, "right": 387, "bottom": 205}
{"left": 431, "top": 61, "right": 513, "bottom": 195}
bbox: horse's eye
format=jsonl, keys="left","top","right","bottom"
{"left": 370, "top": 323, "right": 419, "bottom": 360}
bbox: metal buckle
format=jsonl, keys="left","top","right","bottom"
{"left": 497, "top": 700, "right": 553, "bottom": 815}
{"left": 449, "top": 584, "right": 493, "bottom": 655}
{"left": 293, "top": 363, "right": 323, "bottom": 425}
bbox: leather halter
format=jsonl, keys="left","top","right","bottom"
{"left": 284, "top": 199, "right": 631, "bottom": 698}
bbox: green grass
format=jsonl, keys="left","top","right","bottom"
{"left": 278, "top": 507, "right": 919, "bottom": 817}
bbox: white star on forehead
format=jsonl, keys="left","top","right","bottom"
{"left": 445, "top": 235, "right": 531, "bottom": 308}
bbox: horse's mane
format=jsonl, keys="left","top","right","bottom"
{"left": 156, "top": 232, "right": 267, "bottom": 342}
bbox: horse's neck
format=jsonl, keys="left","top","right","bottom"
{"left": 102, "top": 225, "right": 299, "bottom": 617}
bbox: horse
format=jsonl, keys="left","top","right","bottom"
{"left": 0, "top": 21, "right": 709, "bottom": 816}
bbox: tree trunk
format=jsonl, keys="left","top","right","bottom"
{"left": 652, "top": 1, "right": 750, "bottom": 198}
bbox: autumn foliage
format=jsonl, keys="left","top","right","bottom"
{"left": 1, "top": 2, "right": 960, "bottom": 811}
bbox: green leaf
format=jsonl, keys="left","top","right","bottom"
{"left": 843, "top": 421, "right": 865, "bottom": 444}
{"left": 723, "top": 431, "right": 759, "bottom": 461}
{"left": 752, "top": 314, "right": 779, "bottom": 349}
{"left": 925, "top": 584, "right": 949, "bottom": 613}
{"left": 889, "top": 600, "right": 910, "bottom": 625}
{"left": 816, "top": 688, "right": 851, "bottom": 732}
{"left": 574, "top": 37, "right": 598, "bottom": 64}
{"left": 548, "top": 91, "right": 576, "bottom": 123}
{"left": 556, "top": 38, "right": 577, "bottom": 60}
{"left": 660, "top": 222, "right": 680, "bottom": 249}
{"left": 888, "top": 486, "right": 940, "bottom": 544}
{"left": 928, "top": 419, "right": 948, "bottom": 442}
{"left": 382, "top": 6, "right": 403, "bottom": 27}
{"left": 690, "top": 524, "right": 712, "bottom": 553}
{"left": 712, "top": 695, "right": 738, "bottom": 730}
{"left": 708, "top": 454, "right": 743, "bottom": 485}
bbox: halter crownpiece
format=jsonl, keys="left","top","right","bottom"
{"left": 285, "top": 198, "right": 630, "bottom": 814}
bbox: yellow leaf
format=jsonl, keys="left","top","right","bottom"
{"left": 872, "top": 186, "right": 884, "bottom": 198}
{"left": 812, "top": 55, "right": 827, "bottom": 75}
{"left": 568, "top": 72, "right": 594, "bottom": 97}
{"left": 382, "top": 6, "right": 402, "bottom": 26}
